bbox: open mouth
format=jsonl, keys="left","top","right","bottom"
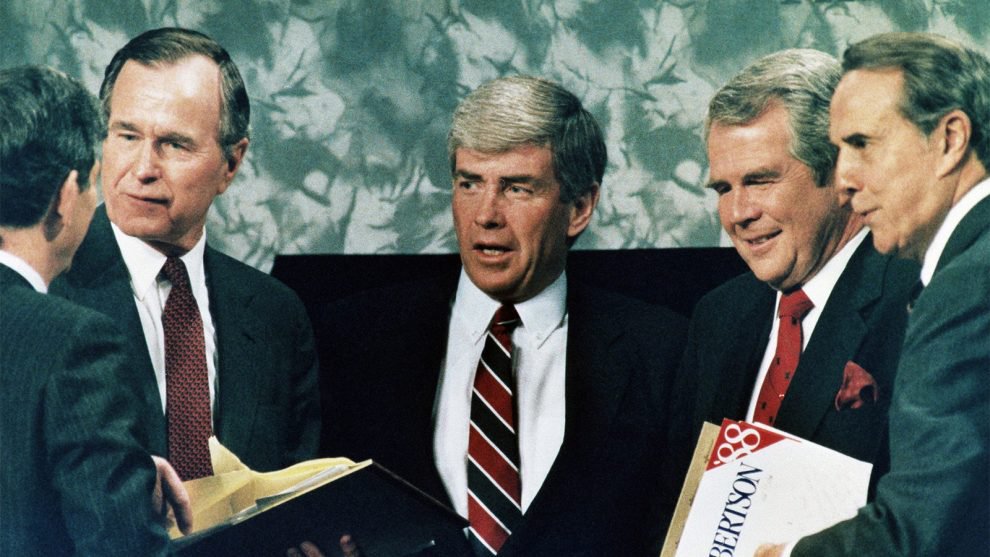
{"left": 474, "top": 244, "right": 511, "bottom": 257}
{"left": 744, "top": 230, "right": 781, "bottom": 246}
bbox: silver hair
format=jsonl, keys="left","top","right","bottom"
{"left": 842, "top": 32, "right": 990, "bottom": 170}
{"left": 447, "top": 75, "right": 606, "bottom": 202}
{"left": 705, "top": 49, "right": 841, "bottom": 187}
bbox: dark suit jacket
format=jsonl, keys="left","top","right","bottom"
{"left": 794, "top": 196, "right": 990, "bottom": 556}
{"left": 319, "top": 273, "right": 688, "bottom": 556}
{"left": 673, "top": 237, "right": 919, "bottom": 496}
{"left": 51, "top": 205, "right": 321, "bottom": 471}
{"left": 1, "top": 265, "right": 168, "bottom": 556}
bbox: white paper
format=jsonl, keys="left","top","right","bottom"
{"left": 673, "top": 419, "right": 871, "bottom": 556}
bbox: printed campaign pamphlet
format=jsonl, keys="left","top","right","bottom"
{"left": 661, "top": 419, "right": 871, "bottom": 556}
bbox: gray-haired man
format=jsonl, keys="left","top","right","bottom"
{"left": 320, "top": 75, "right": 687, "bottom": 556}
{"left": 672, "top": 49, "right": 918, "bottom": 514}
{"left": 761, "top": 31, "right": 990, "bottom": 557}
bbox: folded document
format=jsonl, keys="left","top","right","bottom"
{"left": 662, "top": 419, "right": 871, "bottom": 556}
{"left": 169, "top": 438, "right": 468, "bottom": 556}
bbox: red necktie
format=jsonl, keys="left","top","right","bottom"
{"left": 467, "top": 305, "right": 522, "bottom": 556}
{"left": 753, "top": 289, "right": 814, "bottom": 427}
{"left": 161, "top": 257, "right": 214, "bottom": 480}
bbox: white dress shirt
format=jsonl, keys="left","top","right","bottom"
{"left": 0, "top": 250, "right": 47, "bottom": 293}
{"left": 434, "top": 269, "right": 568, "bottom": 518}
{"left": 746, "top": 229, "right": 869, "bottom": 421}
{"left": 111, "top": 223, "right": 218, "bottom": 418}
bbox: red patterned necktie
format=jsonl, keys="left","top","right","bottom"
{"left": 467, "top": 305, "right": 522, "bottom": 556}
{"left": 753, "top": 289, "right": 814, "bottom": 427}
{"left": 161, "top": 257, "right": 213, "bottom": 480}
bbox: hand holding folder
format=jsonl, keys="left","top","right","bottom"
{"left": 169, "top": 438, "right": 468, "bottom": 556}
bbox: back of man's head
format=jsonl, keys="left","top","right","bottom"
{"left": 0, "top": 65, "right": 104, "bottom": 228}
{"left": 447, "top": 75, "right": 607, "bottom": 203}
{"left": 706, "top": 49, "right": 841, "bottom": 187}
{"left": 99, "top": 27, "right": 250, "bottom": 162}
{"left": 841, "top": 32, "right": 990, "bottom": 171}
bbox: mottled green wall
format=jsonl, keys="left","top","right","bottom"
{"left": 3, "top": 0, "right": 988, "bottom": 270}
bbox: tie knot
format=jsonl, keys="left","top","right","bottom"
{"left": 778, "top": 289, "right": 813, "bottom": 320}
{"left": 161, "top": 257, "right": 190, "bottom": 289}
{"left": 491, "top": 304, "right": 520, "bottom": 333}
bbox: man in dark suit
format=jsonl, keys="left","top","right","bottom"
{"left": 673, "top": 49, "right": 918, "bottom": 499}
{"left": 319, "top": 76, "right": 687, "bottom": 556}
{"left": 52, "top": 28, "right": 320, "bottom": 475}
{"left": 0, "top": 65, "right": 189, "bottom": 555}
{"left": 761, "top": 32, "right": 990, "bottom": 557}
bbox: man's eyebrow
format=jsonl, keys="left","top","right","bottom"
{"left": 157, "top": 131, "right": 197, "bottom": 146}
{"left": 108, "top": 121, "right": 140, "bottom": 132}
{"left": 741, "top": 169, "right": 780, "bottom": 183}
{"left": 704, "top": 179, "right": 727, "bottom": 191}
{"left": 108, "top": 121, "right": 196, "bottom": 146}
{"left": 452, "top": 170, "right": 539, "bottom": 184}
{"left": 500, "top": 174, "right": 538, "bottom": 184}
{"left": 453, "top": 169, "right": 481, "bottom": 180}
{"left": 841, "top": 132, "right": 869, "bottom": 145}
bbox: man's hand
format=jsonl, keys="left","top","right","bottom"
{"left": 755, "top": 543, "right": 785, "bottom": 557}
{"left": 286, "top": 535, "right": 362, "bottom": 557}
{"left": 151, "top": 456, "right": 193, "bottom": 534}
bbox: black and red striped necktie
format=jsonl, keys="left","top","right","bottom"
{"left": 467, "top": 304, "right": 522, "bottom": 556}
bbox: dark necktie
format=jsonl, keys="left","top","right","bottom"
{"left": 467, "top": 305, "right": 522, "bottom": 556}
{"left": 753, "top": 289, "right": 814, "bottom": 427}
{"left": 161, "top": 257, "right": 213, "bottom": 480}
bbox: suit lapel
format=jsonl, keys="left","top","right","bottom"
{"left": 402, "top": 277, "right": 459, "bottom": 505}
{"left": 207, "top": 247, "right": 266, "bottom": 453}
{"left": 55, "top": 206, "right": 167, "bottom": 454}
{"left": 775, "top": 239, "right": 880, "bottom": 437}
{"left": 709, "top": 280, "right": 775, "bottom": 423}
{"left": 498, "top": 284, "right": 631, "bottom": 553}
{"left": 935, "top": 195, "right": 990, "bottom": 276}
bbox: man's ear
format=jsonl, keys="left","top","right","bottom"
{"left": 934, "top": 109, "right": 972, "bottom": 179}
{"left": 567, "top": 182, "right": 601, "bottom": 239}
{"left": 218, "top": 138, "right": 249, "bottom": 195}
{"left": 42, "top": 170, "right": 80, "bottom": 241}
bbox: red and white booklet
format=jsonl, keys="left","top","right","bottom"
{"left": 661, "top": 419, "right": 871, "bottom": 556}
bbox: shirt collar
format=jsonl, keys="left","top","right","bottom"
{"left": 920, "top": 175, "right": 990, "bottom": 286}
{"left": 794, "top": 227, "right": 869, "bottom": 310}
{"left": 111, "top": 222, "right": 208, "bottom": 299}
{"left": 452, "top": 268, "right": 568, "bottom": 347}
{"left": 0, "top": 250, "right": 47, "bottom": 293}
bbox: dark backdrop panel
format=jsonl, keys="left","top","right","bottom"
{"left": 272, "top": 248, "right": 748, "bottom": 458}
{"left": 271, "top": 247, "right": 749, "bottom": 320}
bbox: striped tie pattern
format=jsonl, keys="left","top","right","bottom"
{"left": 468, "top": 304, "right": 522, "bottom": 556}
{"left": 161, "top": 257, "right": 214, "bottom": 480}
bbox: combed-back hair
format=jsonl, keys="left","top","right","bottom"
{"left": 0, "top": 65, "right": 105, "bottom": 227}
{"left": 706, "top": 49, "right": 841, "bottom": 187}
{"left": 842, "top": 32, "right": 990, "bottom": 170}
{"left": 447, "top": 75, "right": 606, "bottom": 202}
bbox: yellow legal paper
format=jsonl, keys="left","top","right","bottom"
{"left": 169, "top": 437, "right": 371, "bottom": 539}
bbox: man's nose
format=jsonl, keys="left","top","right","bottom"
{"left": 132, "top": 140, "right": 162, "bottom": 183}
{"left": 725, "top": 187, "right": 761, "bottom": 226}
{"left": 474, "top": 186, "right": 505, "bottom": 228}
{"left": 834, "top": 152, "right": 861, "bottom": 206}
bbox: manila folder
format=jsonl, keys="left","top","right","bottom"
{"left": 169, "top": 438, "right": 468, "bottom": 556}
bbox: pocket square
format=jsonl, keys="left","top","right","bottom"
{"left": 834, "top": 360, "right": 879, "bottom": 411}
